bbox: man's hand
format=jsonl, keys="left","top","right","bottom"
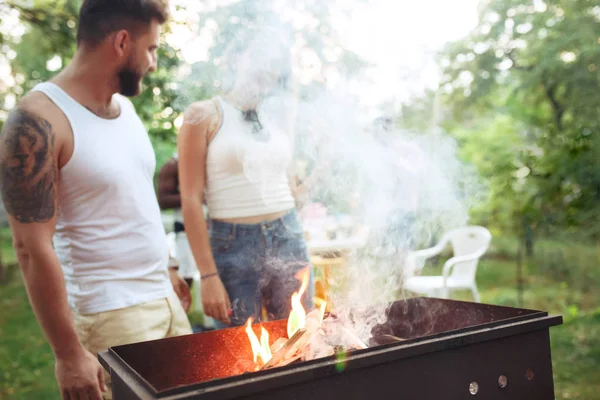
{"left": 169, "top": 268, "right": 192, "bottom": 313}
{"left": 55, "top": 348, "right": 106, "bottom": 400}
{"left": 201, "top": 276, "right": 231, "bottom": 324}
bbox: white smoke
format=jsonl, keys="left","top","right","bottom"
{"left": 174, "top": 2, "right": 485, "bottom": 346}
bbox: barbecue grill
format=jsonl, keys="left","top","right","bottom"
{"left": 98, "top": 297, "right": 562, "bottom": 399}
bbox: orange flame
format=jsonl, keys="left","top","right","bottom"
{"left": 245, "top": 318, "right": 272, "bottom": 365}
{"left": 287, "top": 267, "right": 310, "bottom": 338}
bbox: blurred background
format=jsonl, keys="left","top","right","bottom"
{"left": 1, "top": 0, "right": 599, "bottom": 398}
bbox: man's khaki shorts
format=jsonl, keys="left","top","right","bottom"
{"left": 72, "top": 292, "right": 193, "bottom": 399}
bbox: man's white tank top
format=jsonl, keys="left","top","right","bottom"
{"left": 32, "top": 82, "right": 172, "bottom": 314}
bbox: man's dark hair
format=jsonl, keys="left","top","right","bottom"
{"left": 77, "top": 0, "right": 169, "bottom": 47}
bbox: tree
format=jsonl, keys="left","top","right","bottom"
{"left": 438, "top": 0, "right": 600, "bottom": 245}
{"left": 173, "top": 0, "right": 368, "bottom": 106}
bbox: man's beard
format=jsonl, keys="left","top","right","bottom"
{"left": 118, "top": 66, "right": 143, "bottom": 97}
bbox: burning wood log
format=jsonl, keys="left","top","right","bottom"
{"left": 245, "top": 269, "right": 373, "bottom": 371}
{"left": 340, "top": 327, "right": 368, "bottom": 349}
{"left": 260, "top": 328, "right": 307, "bottom": 370}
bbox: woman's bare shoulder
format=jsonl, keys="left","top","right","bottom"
{"left": 183, "top": 99, "right": 219, "bottom": 126}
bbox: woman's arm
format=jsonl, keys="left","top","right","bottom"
{"left": 177, "top": 100, "right": 230, "bottom": 324}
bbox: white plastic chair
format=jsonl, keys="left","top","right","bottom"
{"left": 403, "top": 226, "right": 492, "bottom": 302}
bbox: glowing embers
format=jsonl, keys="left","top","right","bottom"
{"left": 245, "top": 267, "right": 324, "bottom": 370}
{"left": 244, "top": 267, "right": 366, "bottom": 372}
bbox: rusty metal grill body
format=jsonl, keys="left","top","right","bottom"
{"left": 98, "top": 298, "right": 562, "bottom": 400}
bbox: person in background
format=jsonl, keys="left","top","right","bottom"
{"left": 158, "top": 153, "right": 197, "bottom": 288}
{"left": 176, "top": 27, "right": 314, "bottom": 328}
{"left": 0, "top": 1, "right": 192, "bottom": 399}
{"left": 370, "top": 116, "right": 421, "bottom": 270}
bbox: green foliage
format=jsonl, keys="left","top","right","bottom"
{"left": 5, "top": 0, "right": 79, "bottom": 91}
{"left": 432, "top": 0, "right": 600, "bottom": 244}
{"left": 396, "top": 89, "right": 438, "bottom": 133}
{"left": 450, "top": 113, "right": 536, "bottom": 233}
{"left": 174, "top": 0, "right": 368, "bottom": 105}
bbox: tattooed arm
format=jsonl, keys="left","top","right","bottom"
{"left": 0, "top": 101, "right": 105, "bottom": 400}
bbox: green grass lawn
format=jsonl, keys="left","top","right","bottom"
{"left": 0, "top": 233, "right": 599, "bottom": 399}
{"left": 0, "top": 271, "right": 59, "bottom": 399}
